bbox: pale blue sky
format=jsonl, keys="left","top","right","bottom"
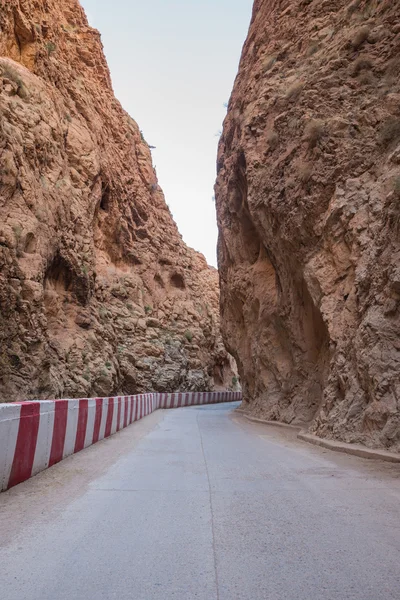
{"left": 80, "top": 0, "right": 253, "bottom": 266}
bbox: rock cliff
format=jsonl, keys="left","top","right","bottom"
{"left": 0, "top": 0, "right": 235, "bottom": 402}
{"left": 216, "top": 0, "right": 400, "bottom": 450}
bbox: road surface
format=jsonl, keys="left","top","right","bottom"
{"left": 1, "top": 402, "right": 400, "bottom": 600}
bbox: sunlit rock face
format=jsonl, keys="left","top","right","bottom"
{"left": 0, "top": 0, "right": 236, "bottom": 401}
{"left": 216, "top": 0, "right": 400, "bottom": 451}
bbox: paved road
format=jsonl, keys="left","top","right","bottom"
{"left": 1, "top": 402, "right": 400, "bottom": 600}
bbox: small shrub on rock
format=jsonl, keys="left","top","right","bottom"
{"left": 46, "top": 41, "right": 56, "bottom": 56}
{"left": 184, "top": 330, "right": 193, "bottom": 342}
{"left": 351, "top": 27, "right": 370, "bottom": 50}
{"left": 297, "top": 161, "right": 313, "bottom": 184}
{"left": 304, "top": 119, "right": 324, "bottom": 148}
{"left": 352, "top": 56, "right": 373, "bottom": 77}
{"left": 262, "top": 55, "right": 276, "bottom": 73}
{"left": 285, "top": 81, "right": 304, "bottom": 101}
{"left": 267, "top": 131, "right": 279, "bottom": 150}
{"left": 393, "top": 176, "right": 400, "bottom": 198}
{"left": 379, "top": 118, "right": 400, "bottom": 147}
{"left": 385, "top": 58, "right": 400, "bottom": 83}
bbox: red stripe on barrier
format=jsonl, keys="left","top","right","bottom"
{"left": 104, "top": 398, "right": 114, "bottom": 438}
{"left": 116, "top": 397, "right": 122, "bottom": 431}
{"left": 92, "top": 399, "right": 103, "bottom": 444}
{"left": 129, "top": 397, "right": 134, "bottom": 424}
{"left": 49, "top": 400, "right": 69, "bottom": 467}
{"left": 74, "top": 399, "right": 89, "bottom": 453}
{"left": 124, "top": 396, "right": 129, "bottom": 428}
{"left": 8, "top": 402, "right": 41, "bottom": 489}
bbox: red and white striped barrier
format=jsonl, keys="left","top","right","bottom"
{"left": 0, "top": 391, "right": 241, "bottom": 492}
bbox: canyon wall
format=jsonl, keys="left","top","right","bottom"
{"left": 0, "top": 0, "right": 235, "bottom": 402}
{"left": 216, "top": 0, "right": 400, "bottom": 450}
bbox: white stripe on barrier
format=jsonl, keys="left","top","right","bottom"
{"left": 63, "top": 400, "right": 80, "bottom": 459}
{"left": 119, "top": 397, "right": 125, "bottom": 430}
{"left": 128, "top": 396, "right": 132, "bottom": 424}
{"left": 32, "top": 401, "right": 56, "bottom": 476}
{"left": 99, "top": 397, "right": 108, "bottom": 441}
{"left": 111, "top": 398, "right": 119, "bottom": 435}
{"left": 0, "top": 404, "right": 21, "bottom": 492}
{"left": 84, "top": 399, "right": 97, "bottom": 449}
{"left": 63, "top": 400, "right": 79, "bottom": 458}
{"left": 132, "top": 397, "right": 137, "bottom": 422}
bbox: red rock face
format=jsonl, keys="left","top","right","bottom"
{"left": 0, "top": 0, "right": 236, "bottom": 401}
{"left": 216, "top": 0, "right": 400, "bottom": 450}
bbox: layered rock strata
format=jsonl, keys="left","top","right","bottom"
{"left": 0, "top": 0, "right": 235, "bottom": 401}
{"left": 216, "top": 0, "right": 400, "bottom": 450}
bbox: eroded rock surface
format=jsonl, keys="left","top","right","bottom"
{"left": 0, "top": 0, "right": 235, "bottom": 401}
{"left": 216, "top": 0, "right": 400, "bottom": 450}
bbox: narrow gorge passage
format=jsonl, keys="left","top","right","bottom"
{"left": 1, "top": 403, "right": 399, "bottom": 600}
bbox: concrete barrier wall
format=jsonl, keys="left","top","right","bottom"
{"left": 0, "top": 391, "right": 241, "bottom": 492}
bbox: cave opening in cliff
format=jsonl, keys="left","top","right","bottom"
{"left": 170, "top": 273, "right": 185, "bottom": 289}
{"left": 44, "top": 253, "right": 74, "bottom": 295}
{"left": 100, "top": 182, "right": 111, "bottom": 212}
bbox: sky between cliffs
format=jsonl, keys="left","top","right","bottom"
{"left": 80, "top": 0, "right": 253, "bottom": 267}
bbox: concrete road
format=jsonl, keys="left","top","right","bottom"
{"left": 1, "top": 402, "right": 400, "bottom": 600}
